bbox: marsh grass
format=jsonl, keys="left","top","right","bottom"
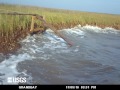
{"left": 0, "top": 4, "right": 120, "bottom": 54}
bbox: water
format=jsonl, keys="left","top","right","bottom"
{"left": 0, "top": 25, "right": 120, "bottom": 84}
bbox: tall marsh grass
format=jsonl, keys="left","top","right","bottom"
{"left": 1, "top": 4, "right": 120, "bottom": 33}
{"left": 0, "top": 4, "right": 120, "bottom": 54}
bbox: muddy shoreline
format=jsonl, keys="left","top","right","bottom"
{"left": 0, "top": 24, "right": 120, "bottom": 55}
{"left": 0, "top": 28, "right": 29, "bottom": 55}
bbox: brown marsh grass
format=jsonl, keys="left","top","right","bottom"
{"left": 0, "top": 4, "right": 120, "bottom": 54}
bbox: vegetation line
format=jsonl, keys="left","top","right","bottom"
{"left": 0, "top": 4, "right": 120, "bottom": 54}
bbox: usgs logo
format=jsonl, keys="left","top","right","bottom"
{"left": 7, "top": 77, "right": 26, "bottom": 83}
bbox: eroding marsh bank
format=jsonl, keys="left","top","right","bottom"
{"left": 0, "top": 4, "right": 120, "bottom": 54}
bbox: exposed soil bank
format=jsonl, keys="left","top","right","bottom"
{"left": 0, "top": 29, "right": 29, "bottom": 55}
{"left": 0, "top": 23, "right": 120, "bottom": 55}
{"left": 0, "top": 4, "right": 120, "bottom": 54}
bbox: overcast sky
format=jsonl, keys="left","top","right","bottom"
{"left": 0, "top": 0, "right": 120, "bottom": 15}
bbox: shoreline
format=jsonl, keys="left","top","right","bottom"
{"left": 0, "top": 24, "right": 119, "bottom": 55}
{"left": 0, "top": 4, "right": 120, "bottom": 54}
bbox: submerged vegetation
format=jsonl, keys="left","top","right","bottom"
{"left": 0, "top": 4, "right": 120, "bottom": 54}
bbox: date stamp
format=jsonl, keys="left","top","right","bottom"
{"left": 66, "top": 85, "right": 96, "bottom": 89}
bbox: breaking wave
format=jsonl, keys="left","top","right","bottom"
{"left": 0, "top": 25, "right": 120, "bottom": 84}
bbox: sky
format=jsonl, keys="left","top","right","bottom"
{"left": 0, "top": 0, "right": 120, "bottom": 15}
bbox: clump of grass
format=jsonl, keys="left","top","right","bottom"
{"left": 0, "top": 4, "right": 120, "bottom": 54}
{"left": 0, "top": 14, "right": 31, "bottom": 54}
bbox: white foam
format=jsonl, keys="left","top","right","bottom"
{"left": 45, "top": 29, "right": 65, "bottom": 42}
{"left": 1, "top": 24, "right": 119, "bottom": 84}
{"left": 42, "top": 30, "right": 68, "bottom": 50}
{"left": 63, "top": 28, "right": 85, "bottom": 37}
{"left": 82, "top": 25, "right": 101, "bottom": 32}
{"left": 78, "top": 24, "right": 119, "bottom": 34}
{"left": 21, "top": 35, "right": 36, "bottom": 43}
{"left": 0, "top": 53, "right": 33, "bottom": 84}
{"left": 104, "top": 27, "right": 119, "bottom": 34}
{"left": 46, "top": 28, "right": 54, "bottom": 33}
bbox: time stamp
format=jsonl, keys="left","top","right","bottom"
{"left": 66, "top": 86, "right": 96, "bottom": 89}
